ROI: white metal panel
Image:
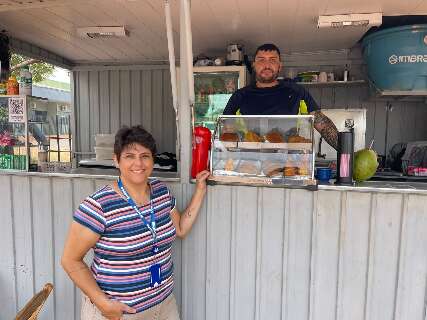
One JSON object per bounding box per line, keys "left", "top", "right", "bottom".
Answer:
{"left": 206, "top": 185, "right": 232, "bottom": 320}
{"left": 78, "top": 71, "right": 90, "bottom": 153}
{"left": 130, "top": 70, "right": 142, "bottom": 127}
{"left": 365, "top": 193, "right": 403, "bottom": 320}
{"left": 89, "top": 71, "right": 100, "bottom": 149}
{"left": 52, "top": 178, "right": 76, "bottom": 320}
{"left": 336, "top": 191, "right": 371, "bottom": 320}
{"left": 99, "top": 70, "right": 111, "bottom": 133}
{"left": 109, "top": 70, "right": 121, "bottom": 135}
{"left": 1, "top": 174, "right": 427, "bottom": 320}
{"left": 283, "top": 189, "right": 314, "bottom": 320}
{"left": 181, "top": 183, "right": 207, "bottom": 320}
{"left": 31, "top": 177, "right": 55, "bottom": 320}
{"left": 73, "top": 67, "right": 176, "bottom": 156}
{"left": 230, "top": 186, "right": 258, "bottom": 320}
{"left": 310, "top": 190, "right": 342, "bottom": 320}
{"left": 141, "top": 70, "right": 153, "bottom": 133}
{"left": 257, "top": 188, "right": 286, "bottom": 320}
{"left": 120, "top": 70, "right": 132, "bottom": 127}
{"left": 12, "top": 175, "right": 35, "bottom": 310}
{"left": 394, "top": 194, "right": 427, "bottom": 320}
{"left": 0, "top": 175, "right": 17, "bottom": 317}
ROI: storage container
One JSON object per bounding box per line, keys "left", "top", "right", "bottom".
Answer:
{"left": 362, "top": 24, "right": 427, "bottom": 91}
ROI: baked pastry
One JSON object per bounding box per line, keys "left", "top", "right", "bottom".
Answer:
{"left": 284, "top": 167, "right": 298, "bottom": 176}
{"left": 265, "top": 130, "right": 284, "bottom": 143}
{"left": 238, "top": 161, "right": 259, "bottom": 175}
{"left": 220, "top": 132, "right": 239, "bottom": 142}
{"left": 263, "top": 161, "right": 284, "bottom": 177}
{"left": 224, "top": 159, "right": 234, "bottom": 171}
{"left": 298, "top": 167, "right": 309, "bottom": 175}
{"left": 244, "top": 131, "right": 263, "bottom": 142}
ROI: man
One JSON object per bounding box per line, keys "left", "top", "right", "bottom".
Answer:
{"left": 223, "top": 43, "right": 338, "bottom": 150}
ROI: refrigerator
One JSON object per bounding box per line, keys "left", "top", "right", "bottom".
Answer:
{"left": 192, "top": 66, "right": 247, "bottom": 131}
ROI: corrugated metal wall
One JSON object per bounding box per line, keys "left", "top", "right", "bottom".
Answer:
{"left": 304, "top": 84, "right": 427, "bottom": 156}
{"left": 72, "top": 66, "right": 176, "bottom": 156}
{"left": 1, "top": 173, "right": 427, "bottom": 320}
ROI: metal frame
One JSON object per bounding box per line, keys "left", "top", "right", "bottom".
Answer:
{"left": 209, "top": 114, "right": 316, "bottom": 186}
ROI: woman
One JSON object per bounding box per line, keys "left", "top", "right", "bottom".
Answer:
{"left": 61, "top": 125, "right": 209, "bottom": 320}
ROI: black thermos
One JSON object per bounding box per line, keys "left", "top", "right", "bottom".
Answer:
{"left": 336, "top": 130, "right": 354, "bottom": 185}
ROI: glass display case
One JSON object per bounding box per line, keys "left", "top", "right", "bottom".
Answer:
{"left": 209, "top": 115, "right": 317, "bottom": 188}
{"left": 0, "top": 95, "right": 72, "bottom": 172}
{"left": 193, "top": 66, "right": 246, "bottom": 131}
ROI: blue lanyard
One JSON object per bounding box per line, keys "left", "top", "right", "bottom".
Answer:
{"left": 117, "top": 178, "right": 157, "bottom": 247}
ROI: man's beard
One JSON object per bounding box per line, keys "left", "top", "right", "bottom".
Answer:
{"left": 256, "top": 68, "right": 279, "bottom": 83}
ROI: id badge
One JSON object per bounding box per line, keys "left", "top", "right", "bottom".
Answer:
{"left": 150, "top": 264, "right": 162, "bottom": 288}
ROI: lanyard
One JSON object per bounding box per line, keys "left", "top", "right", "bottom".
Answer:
{"left": 117, "top": 178, "right": 157, "bottom": 248}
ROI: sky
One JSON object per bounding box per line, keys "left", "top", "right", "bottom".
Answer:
{"left": 49, "top": 67, "right": 70, "bottom": 83}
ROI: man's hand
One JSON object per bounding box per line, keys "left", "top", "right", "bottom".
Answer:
{"left": 311, "top": 111, "right": 338, "bottom": 151}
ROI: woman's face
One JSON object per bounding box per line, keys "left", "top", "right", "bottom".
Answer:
{"left": 114, "top": 143, "right": 154, "bottom": 185}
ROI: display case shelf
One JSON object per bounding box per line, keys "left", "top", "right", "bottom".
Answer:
{"left": 215, "top": 141, "right": 313, "bottom": 151}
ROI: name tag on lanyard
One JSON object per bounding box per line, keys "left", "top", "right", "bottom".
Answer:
{"left": 117, "top": 178, "right": 162, "bottom": 287}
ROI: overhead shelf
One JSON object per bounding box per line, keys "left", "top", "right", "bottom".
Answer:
{"left": 376, "top": 90, "right": 427, "bottom": 96}
{"left": 297, "top": 80, "right": 366, "bottom": 87}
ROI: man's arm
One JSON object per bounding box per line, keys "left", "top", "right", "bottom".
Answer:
{"left": 223, "top": 92, "right": 240, "bottom": 115}
{"left": 311, "top": 110, "right": 338, "bottom": 151}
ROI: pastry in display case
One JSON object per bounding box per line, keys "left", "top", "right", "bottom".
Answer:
{"left": 209, "top": 115, "right": 317, "bottom": 188}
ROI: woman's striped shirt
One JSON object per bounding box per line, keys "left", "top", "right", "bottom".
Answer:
{"left": 73, "top": 179, "right": 177, "bottom": 313}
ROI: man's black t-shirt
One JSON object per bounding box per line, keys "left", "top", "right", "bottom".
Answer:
{"left": 223, "top": 80, "right": 319, "bottom": 115}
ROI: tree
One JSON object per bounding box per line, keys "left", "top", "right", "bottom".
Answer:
{"left": 10, "top": 53, "right": 54, "bottom": 83}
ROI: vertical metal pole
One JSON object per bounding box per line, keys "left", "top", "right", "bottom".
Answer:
{"left": 56, "top": 114, "right": 60, "bottom": 162}
{"left": 179, "top": 0, "right": 193, "bottom": 182}
{"left": 384, "top": 101, "right": 392, "bottom": 159}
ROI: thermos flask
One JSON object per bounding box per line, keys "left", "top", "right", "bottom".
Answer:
{"left": 191, "top": 126, "right": 211, "bottom": 179}
{"left": 335, "top": 129, "right": 354, "bottom": 185}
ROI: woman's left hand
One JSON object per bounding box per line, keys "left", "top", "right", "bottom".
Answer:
{"left": 195, "top": 170, "right": 210, "bottom": 191}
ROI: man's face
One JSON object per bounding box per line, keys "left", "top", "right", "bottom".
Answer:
{"left": 253, "top": 50, "right": 282, "bottom": 84}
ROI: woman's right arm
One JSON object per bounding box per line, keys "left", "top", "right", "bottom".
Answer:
{"left": 61, "top": 221, "right": 136, "bottom": 319}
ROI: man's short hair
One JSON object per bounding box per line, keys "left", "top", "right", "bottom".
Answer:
{"left": 255, "top": 43, "right": 281, "bottom": 58}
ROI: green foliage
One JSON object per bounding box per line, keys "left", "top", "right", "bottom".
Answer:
{"left": 10, "top": 53, "right": 54, "bottom": 83}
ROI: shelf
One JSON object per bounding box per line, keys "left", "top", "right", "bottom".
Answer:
{"left": 377, "top": 90, "right": 427, "bottom": 97}
{"left": 215, "top": 140, "right": 313, "bottom": 151}
{"left": 297, "top": 80, "right": 366, "bottom": 87}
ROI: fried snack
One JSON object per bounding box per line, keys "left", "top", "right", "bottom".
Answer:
{"left": 244, "top": 131, "right": 263, "bottom": 142}
{"left": 238, "top": 161, "right": 259, "bottom": 175}
{"left": 265, "top": 130, "right": 284, "bottom": 143}
{"left": 298, "top": 167, "right": 309, "bottom": 175}
{"left": 263, "top": 161, "right": 284, "bottom": 177}
{"left": 224, "top": 159, "right": 235, "bottom": 171}
{"left": 287, "top": 135, "right": 311, "bottom": 143}
{"left": 284, "top": 167, "right": 298, "bottom": 176}
{"left": 220, "top": 132, "right": 239, "bottom": 142}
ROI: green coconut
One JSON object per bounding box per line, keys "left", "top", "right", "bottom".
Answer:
{"left": 353, "top": 148, "right": 378, "bottom": 182}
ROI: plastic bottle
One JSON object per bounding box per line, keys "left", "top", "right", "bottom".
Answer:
{"left": 343, "top": 65, "right": 349, "bottom": 82}
{"left": 7, "top": 75, "right": 19, "bottom": 95}
{"left": 19, "top": 65, "right": 32, "bottom": 96}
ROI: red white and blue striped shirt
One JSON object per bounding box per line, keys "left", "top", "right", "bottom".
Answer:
{"left": 73, "top": 179, "right": 177, "bottom": 313}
